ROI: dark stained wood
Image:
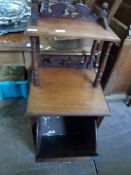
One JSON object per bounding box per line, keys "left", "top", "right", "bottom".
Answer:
{"left": 27, "top": 67, "right": 110, "bottom": 116}
{"left": 94, "top": 41, "right": 113, "bottom": 87}
{"left": 40, "top": 55, "right": 89, "bottom": 68}
{"left": 115, "top": 0, "right": 131, "bottom": 26}
{"left": 104, "top": 19, "right": 131, "bottom": 95}
{"left": 104, "top": 38, "right": 131, "bottom": 95}
{"left": 97, "top": 0, "right": 131, "bottom": 26}
{"left": 25, "top": 17, "right": 120, "bottom": 42}
{"left": 108, "top": 0, "right": 123, "bottom": 22}
{"left": 110, "top": 18, "right": 128, "bottom": 43}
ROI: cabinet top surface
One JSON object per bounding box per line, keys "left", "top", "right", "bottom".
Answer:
{"left": 25, "top": 17, "right": 120, "bottom": 42}
{"left": 27, "top": 67, "right": 110, "bottom": 117}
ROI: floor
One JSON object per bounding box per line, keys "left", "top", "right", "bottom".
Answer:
{"left": 0, "top": 99, "right": 131, "bottom": 175}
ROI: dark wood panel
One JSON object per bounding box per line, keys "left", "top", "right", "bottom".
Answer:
{"left": 115, "top": 0, "right": 131, "bottom": 26}
{"left": 97, "top": 0, "right": 131, "bottom": 26}
{"left": 108, "top": 0, "right": 123, "bottom": 22}
{"left": 104, "top": 38, "right": 131, "bottom": 95}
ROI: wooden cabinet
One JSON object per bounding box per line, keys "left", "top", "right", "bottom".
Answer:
{"left": 36, "top": 116, "right": 97, "bottom": 161}
{"left": 25, "top": 1, "right": 119, "bottom": 161}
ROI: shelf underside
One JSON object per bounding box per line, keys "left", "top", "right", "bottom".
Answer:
{"left": 27, "top": 67, "right": 110, "bottom": 116}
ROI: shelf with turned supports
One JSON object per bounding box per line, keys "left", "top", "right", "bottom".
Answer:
{"left": 25, "top": 16, "right": 119, "bottom": 86}
{"left": 25, "top": 0, "right": 120, "bottom": 161}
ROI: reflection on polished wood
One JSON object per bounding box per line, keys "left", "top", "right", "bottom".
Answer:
{"left": 0, "top": 32, "right": 29, "bottom": 51}
{"left": 25, "top": 17, "right": 120, "bottom": 42}
{"left": 27, "top": 67, "right": 110, "bottom": 116}
{"left": 0, "top": 32, "right": 92, "bottom": 54}
{"left": 0, "top": 32, "right": 27, "bottom": 43}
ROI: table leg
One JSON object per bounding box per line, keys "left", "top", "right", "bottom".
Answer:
{"left": 87, "top": 40, "right": 98, "bottom": 69}
{"left": 94, "top": 41, "right": 113, "bottom": 87}
{"left": 30, "top": 36, "right": 40, "bottom": 86}
{"left": 95, "top": 41, "right": 104, "bottom": 69}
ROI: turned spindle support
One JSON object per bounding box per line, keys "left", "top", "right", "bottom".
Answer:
{"left": 127, "top": 99, "right": 131, "bottom": 107}
{"left": 87, "top": 40, "right": 98, "bottom": 69}
{"left": 94, "top": 41, "right": 113, "bottom": 87}
{"left": 31, "top": 0, "right": 39, "bottom": 26}
{"left": 30, "top": 36, "right": 40, "bottom": 86}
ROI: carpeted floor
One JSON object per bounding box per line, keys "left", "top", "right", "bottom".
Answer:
{"left": 0, "top": 99, "right": 131, "bottom": 175}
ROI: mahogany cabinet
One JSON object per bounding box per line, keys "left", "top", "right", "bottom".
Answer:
{"left": 25, "top": 1, "right": 119, "bottom": 161}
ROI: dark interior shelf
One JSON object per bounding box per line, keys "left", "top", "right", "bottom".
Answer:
{"left": 35, "top": 116, "right": 97, "bottom": 161}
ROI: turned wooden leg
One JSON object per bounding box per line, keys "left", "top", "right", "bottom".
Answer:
{"left": 94, "top": 41, "right": 113, "bottom": 87}
{"left": 95, "top": 41, "right": 104, "bottom": 69}
{"left": 30, "top": 36, "right": 40, "bottom": 86}
{"left": 31, "top": 1, "right": 39, "bottom": 26}
{"left": 87, "top": 40, "right": 98, "bottom": 69}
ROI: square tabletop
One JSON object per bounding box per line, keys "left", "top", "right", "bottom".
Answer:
{"left": 27, "top": 67, "right": 110, "bottom": 117}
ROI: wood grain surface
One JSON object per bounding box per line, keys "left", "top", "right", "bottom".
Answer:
{"left": 25, "top": 17, "right": 120, "bottom": 42}
{"left": 27, "top": 67, "right": 110, "bottom": 116}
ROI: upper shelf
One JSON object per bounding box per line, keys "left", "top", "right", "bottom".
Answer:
{"left": 25, "top": 16, "right": 120, "bottom": 42}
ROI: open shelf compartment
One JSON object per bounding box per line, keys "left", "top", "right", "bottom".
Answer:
{"left": 35, "top": 116, "right": 97, "bottom": 161}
